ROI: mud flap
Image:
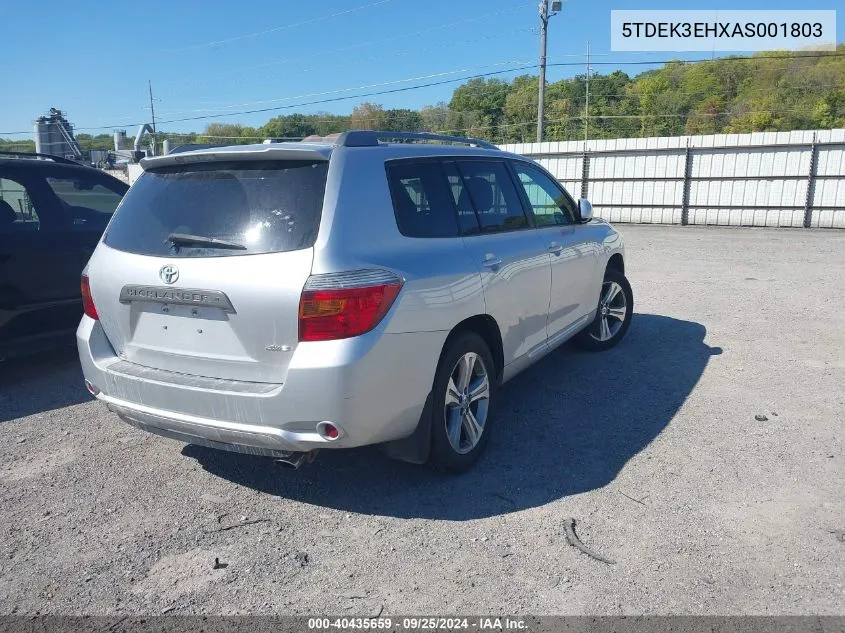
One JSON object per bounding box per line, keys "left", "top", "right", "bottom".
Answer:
{"left": 378, "top": 391, "right": 433, "bottom": 465}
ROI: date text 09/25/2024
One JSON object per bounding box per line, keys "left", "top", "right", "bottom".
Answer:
{"left": 307, "top": 617, "right": 529, "bottom": 630}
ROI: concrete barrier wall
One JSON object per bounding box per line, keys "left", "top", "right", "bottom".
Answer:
{"left": 501, "top": 129, "right": 845, "bottom": 228}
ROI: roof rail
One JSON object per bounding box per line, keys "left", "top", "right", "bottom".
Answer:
{"left": 0, "top": 151, "right": 80, "bottom": 165}
{"left": 336, "top": 130, "right": 499, "bottom": 150}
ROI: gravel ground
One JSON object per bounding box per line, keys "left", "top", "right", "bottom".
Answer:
{"left": 0, "top": 225, "right": 843, "bottom": 616}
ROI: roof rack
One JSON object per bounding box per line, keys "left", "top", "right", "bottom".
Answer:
{"left": 336, "top": 130, "right": 499, "bottom": 150}
{"left": 0, "top": 151, "right": 80, "bottom": 165}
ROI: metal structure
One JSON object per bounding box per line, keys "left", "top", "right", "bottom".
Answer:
{"left": 146, "top": 80, "right": 158, "bottom": 156}
{"left": 131, "top": 123, "right": 155, "bottom": 161}
{"left": 501, "top": 129, "right": 845, "bottom": 228}
{"left": 113, "top": 130, "right": 127, "bottom": 151}
{"left": 33, "top": 108, "right": 83, "bottom": 161}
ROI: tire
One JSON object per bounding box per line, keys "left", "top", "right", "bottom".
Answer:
{"left": 574, "top": 267, "right": 633, "bottom": 352}
{"left": 429, "top": 332, "right": 497, "bottom": 473}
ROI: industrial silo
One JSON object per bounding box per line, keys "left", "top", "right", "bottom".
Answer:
{"left": 33, "top": 109, "right": 83, "bottom": 159}
{"left": 113, "top": 130, "right": 127, "bottom": 151}
{"left": 34, "top": 117, "right": 54, "bottom": 155}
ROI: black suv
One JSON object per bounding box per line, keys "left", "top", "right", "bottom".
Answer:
{"left": 0, "top": 153, "right": 129, "bottom": 359}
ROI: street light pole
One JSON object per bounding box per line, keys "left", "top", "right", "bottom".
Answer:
{"left": 536, "top": 0, "right": 549, "bottom": 143}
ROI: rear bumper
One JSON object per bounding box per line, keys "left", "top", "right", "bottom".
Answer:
{"left": 77, "top": 316, "right": 446, "bottom": 455}
{"left": 106, "top": 400, "right": 316, "bottom": 458}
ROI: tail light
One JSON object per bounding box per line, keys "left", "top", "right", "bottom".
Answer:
{"left": 81, "top": 274, "right": 99, "bottom": 320}
{"left": 299, "top": 270, "right": 403, "bottom": 342}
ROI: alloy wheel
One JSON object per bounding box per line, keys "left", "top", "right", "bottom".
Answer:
{"left": 444, "top": 352, "right": 490, "bottom": 454}
{"left": 589, "top": 280, "right": 627, "bottom": 342}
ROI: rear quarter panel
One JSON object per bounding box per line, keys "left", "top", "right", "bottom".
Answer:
{"left": 312, "top": 147, "right": 486, "bottom": 335}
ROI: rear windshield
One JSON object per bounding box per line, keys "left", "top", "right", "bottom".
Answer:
{"left": 104, "top": 160, "right": 328, "bottom": 257}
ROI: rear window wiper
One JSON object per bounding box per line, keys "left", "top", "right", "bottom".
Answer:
{"left": 167, "top": 233, "right": 247, "bottom": 250}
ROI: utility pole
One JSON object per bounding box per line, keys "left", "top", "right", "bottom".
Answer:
{"left": 536, "top": 1, "right": 561, "bottom": 143}
{"left": 148, "top": 79, "right": 158, "bottom": 155}
{"left": 584, "top": 41, "right": 590, "bottom": 145}
{"left": 536, "top": 0, "right": 549, "bottom": 143}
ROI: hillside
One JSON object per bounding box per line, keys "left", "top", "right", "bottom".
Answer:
{"left": 3, "top": 47, "right": 843, "bottom": 153}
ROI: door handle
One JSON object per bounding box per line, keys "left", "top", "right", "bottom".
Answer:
{"left": 481, "top": 256, "right": 503, "bottom": 268}
{"left": 548, "top": 242, "right": 563, "bottom": 254}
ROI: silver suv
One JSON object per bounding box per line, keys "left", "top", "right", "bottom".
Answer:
{"left": 77, "top": 131, "right": 632, "bottom": 472}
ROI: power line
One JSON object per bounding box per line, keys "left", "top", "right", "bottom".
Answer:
{"left": 158, "top": 104, "right": 844, "bottom": 139}
{"left": 0, "top": 103, "right": 832, "bottom": 145}
{"left": 159, "top": 0, "right": 398, "bottom": 53}
{"left": 156, "top": 27, "right": 537, "bottom": 103}
{"left": 158, "top": 3, "right": 536, "bottom": 89}
{"left": 1, "top": 52, "right": 843, "bottom": 135}
{"left": 151, "top": 60, "right": 532, "bottom": 118}
{"left": 126, "top": 56, "right": 845, "bottom": 123}
{"left": 150, "top": 51, "right": 845, "bottom": 125}
{"left": 429, "top": 106, "right": 836, "bottom": 140}
{"left": 0, "top": 63, "right": 538, "bottom": 134}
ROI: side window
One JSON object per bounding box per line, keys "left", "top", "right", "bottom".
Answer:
{"left": 511, "top": 162, "right": 577, "bottom": 226}
{"left": 442, "top": 162, "right": 482, "bottom": 235}
{"left": 46, "top": 175, "right": 124, "bottom": 218}
{"left": 386, "top": 161, "right": 459, "bottom": 238}
{"left": 455, "top": 160, "right": 529, "bottom": 233}
{"left": 0, "top": 177, "right": 41, "bottom": 233}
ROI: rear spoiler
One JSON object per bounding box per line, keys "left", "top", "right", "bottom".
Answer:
{"left": 140, "top": 144, "right": 332, "bottom": 170}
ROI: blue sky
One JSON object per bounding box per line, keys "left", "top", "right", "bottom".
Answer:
{"left": 0, "top": 0, "right": 841, "bottom": 136}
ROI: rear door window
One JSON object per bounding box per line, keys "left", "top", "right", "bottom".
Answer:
{"left": 0, "top": 176, "right": 40, "bottom": 233}
{"left": 46, "top": 176, "right": 124, "bottom": 216}
{"left": 442, "top": 162, "right": 482, "bottom": 235}
{"left": 386, "top": 161, "right": 459, "bottom": 238}
{"left": 104, "top": 160, "right": 328, "bottom": 257}
{"left": 453, "top": 160, "right": 529, "bottom": 233}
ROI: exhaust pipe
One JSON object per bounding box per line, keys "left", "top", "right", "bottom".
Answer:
{"left": 274, "top": 450, "right": 319, "bottom": 469}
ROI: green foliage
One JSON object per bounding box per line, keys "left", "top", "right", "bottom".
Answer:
{"left": 439, "top": 46, "right": 845, "bottom": 141}
{"left": 5, "top": 48, "right": 843, "bottom": 156}
{"left": 0, "top": 138, "right": 36, "bottom": 153}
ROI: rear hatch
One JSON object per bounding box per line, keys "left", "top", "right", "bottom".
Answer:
{"left": 89, "top": 154, "right": 329, "bottom": 384}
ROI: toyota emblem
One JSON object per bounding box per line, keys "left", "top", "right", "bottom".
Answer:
{"left": 159, "top": 264, "right": 179, "bottom": 285}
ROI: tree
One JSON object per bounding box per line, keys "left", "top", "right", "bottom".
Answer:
{"left": 449, "top": 78, "right": 511, "bottom": 140}
{"left": 502, "top": 75, "right": 537, "bottom": 142}
{"left": 260, "top": 114, "right": 317, "bottom": 139}
{"left": 450, "top": 78, "right": 510, "bottom": 119}
{"left": 380, "top": 108, "right": 423, "bottom": 131}
{"left": 351, "top": 102, "right": 384, "bottom": 130}
{"left": 420, "top": 102, "right": 450, "bottom": 132}
{"left": 13, "top": 46, "right": 845, "bottom": 154}
{"left": 311, "top": 112, "right": 351, "bottom": 136}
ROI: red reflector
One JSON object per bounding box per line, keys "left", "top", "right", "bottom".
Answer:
{"left": 299, "top": 282, "right": 402, "bottom": 342}
{"left": 323, "top": 424, "right": 339, "bottom": 439}
{"left": 81, "top": 274, "right": 99, "bottom": 320}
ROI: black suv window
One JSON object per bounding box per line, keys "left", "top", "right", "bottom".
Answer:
{"left": 104, "top": 160, "right": 328, "bottom": 258}
{"left": 386, "top": 161, "right": 459, "bottom": 238}
{"left": 511, "top": 161, "right": 576, "bottom": 226}
{"left": 0, "top": 176, "right": 40, "bottom": 233}
{"left": 454, "top": 160, "right": 529, "bottom": 233}
{"left": 46, "top": 175, "right": 124, "bottom": 216}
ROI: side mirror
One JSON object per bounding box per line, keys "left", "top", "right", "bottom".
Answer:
{"left": 577, "top": 198, "right": 593, "bottom": 223}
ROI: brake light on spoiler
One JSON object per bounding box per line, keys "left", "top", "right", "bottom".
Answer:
{"left": 298, "top": 270, "right": 403, "bottom": 342}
